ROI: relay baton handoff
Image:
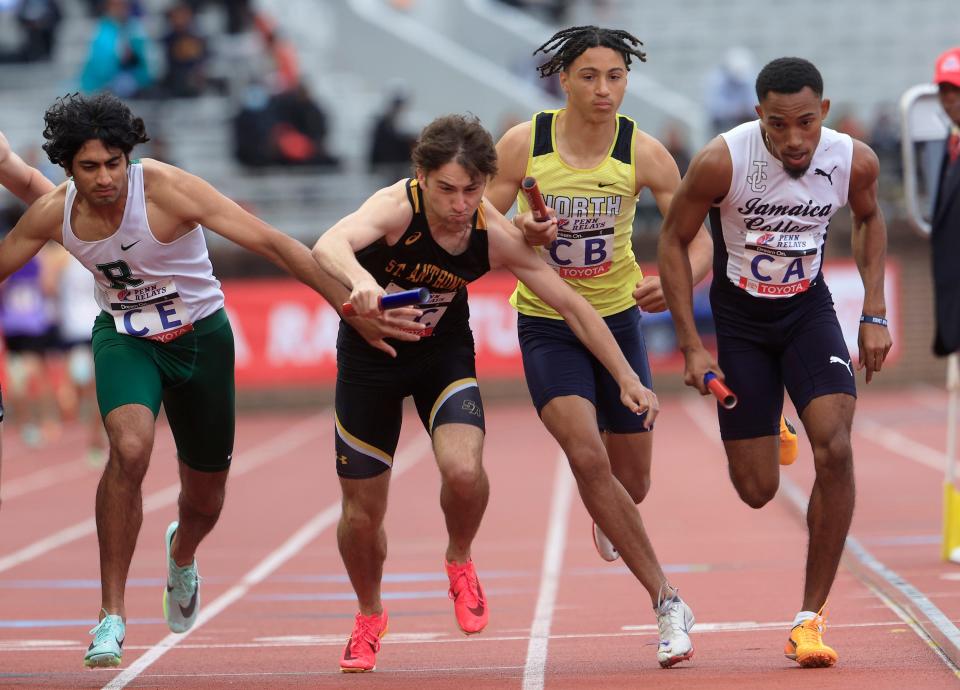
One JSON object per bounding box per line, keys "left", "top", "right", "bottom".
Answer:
{"left": 341, "top": 287, "right": 431, "bottom": 317}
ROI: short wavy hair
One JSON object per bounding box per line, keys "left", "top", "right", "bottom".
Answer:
{"left": 42, "top": 92, "right": 149, "bottom": 170}
{"left": 411, "top": 114, "right": 498, "bottom": 180}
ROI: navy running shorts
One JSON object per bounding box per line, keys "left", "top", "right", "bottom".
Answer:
{"left": 710, "top": 279, "right": 857, "bottom": 441}
{"left": 334, "top": 325, "right": 485, "bottom": 479}
{"left": 517, "top": 306, "right": 653, "bottom": 433}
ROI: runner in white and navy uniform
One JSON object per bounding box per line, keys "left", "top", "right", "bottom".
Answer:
{"left": 709, "top": 119, "right": 856, "bottom": 439}
{"left": 657, "top": 58, "right": 892, "bottom": 668}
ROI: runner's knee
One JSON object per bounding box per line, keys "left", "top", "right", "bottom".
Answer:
{"left": 108, "top": 432, "right": 151, "bottom": 480}
{"left": 729, "top": 468, "right": 779, "bottom": 509}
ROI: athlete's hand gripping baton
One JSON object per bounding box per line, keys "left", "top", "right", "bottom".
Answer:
{"left": 341, "top": 287, "right": 431, "bottom": 317}
{"left": 521, "top": 176, "right": 550, "bottom": 222}
{"left": 704, "top": 372, "right": 738, "bottom": 410}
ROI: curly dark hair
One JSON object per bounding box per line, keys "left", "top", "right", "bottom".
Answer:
{"left": 755, "top": 57, "right": 823, "bottom": 101}
{"left": 533, "top": 26, "right": 646, "bottom": 78}
{"left": 42, "top": 92, "right": 149, "bottom": 170}
{"left": 411, "top": 114, "right": 498, "bottom": 180}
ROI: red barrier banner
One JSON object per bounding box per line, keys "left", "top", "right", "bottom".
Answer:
{"left": 223, "top": 260, "right": 899, "bottom": 389}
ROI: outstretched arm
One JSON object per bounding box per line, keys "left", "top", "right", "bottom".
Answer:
{"left": 310, "top": 180, "right": 426, "bottom": 356}
{"left": 0, "top": 189, "right": 63, "bottom": 284}
{"left": 657, "top": 136, "right": 731, "bottom": 394}
{"left": 0, "top": 131, "right": 55, "bottom": 204}
{"left": 148, "top": 161, "right": 423, "bottom": 356}
{"left": 848, "top": 140, "right": 892, "bottom": 383}
{"left": 486, "top": 201, "right": 658, "bottom": 424}
{"left": 149, "top": 161, "right": 337, "bottom": 296}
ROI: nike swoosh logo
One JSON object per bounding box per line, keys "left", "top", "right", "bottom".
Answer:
{"left": 343, "top": 638, "right": 355, "bottom": 660}
{"left": 120, "top": 240, "right": 141, "bottom": 251}
{"left": 179, "top": 588, "right": 198, "bottom": 618}
{"left": 468, "top": 602, "right": 485, "bottom": 616}
{"left": 597, "top": 182, "right": 615, "bottom": 188}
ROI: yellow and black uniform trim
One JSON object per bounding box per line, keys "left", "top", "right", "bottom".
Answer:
{"left": 511, "top": 109, "right": 642, "bottom": 318}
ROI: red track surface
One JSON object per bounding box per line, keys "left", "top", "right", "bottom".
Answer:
{"left": 1, "top": 387, "right": 958, "bottom": 688}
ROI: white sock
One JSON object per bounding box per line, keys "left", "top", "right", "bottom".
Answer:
{"left": 792, "top": 610, "right": 817, "bottom": 627}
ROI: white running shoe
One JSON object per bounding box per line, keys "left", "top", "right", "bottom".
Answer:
{"left": 162, "top": 521, "right": 201, "bottom": 633}
{"left": 655, "top": 592, "right": 695, "bottom": 668}
{"left": 84, "top": 612, "right": 124, "bottom": 668}
{"left": 592, "top": 522, "right": 619, "bottom": 562}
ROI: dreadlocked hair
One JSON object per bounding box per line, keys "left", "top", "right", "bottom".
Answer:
{"left": 533, "top": 26, "right": 646, "bottom": 78}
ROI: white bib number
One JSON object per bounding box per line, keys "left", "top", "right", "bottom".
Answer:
{"left": 543, "top": 214, "right": 616, "bottom": 279}
{"left": 736, "top": 229, "right": 819, "bottom": 297}
{"left": 108, "top": 278, "right": 194, "bottom": 342}
{"left": 387, "top": 282, "right": 454, "bottom": 337}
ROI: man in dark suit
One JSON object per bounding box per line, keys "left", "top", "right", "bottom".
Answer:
{"left": 933, "top": 47, "right": 960, "bottom": 356}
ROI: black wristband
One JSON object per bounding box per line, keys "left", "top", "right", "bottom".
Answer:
{"left": 860, "top": 314, "right": 888, "bottom": 327}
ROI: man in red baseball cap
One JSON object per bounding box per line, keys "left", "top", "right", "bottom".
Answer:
{"left": 931, "top": 47, "right": 960, "bottom": 356}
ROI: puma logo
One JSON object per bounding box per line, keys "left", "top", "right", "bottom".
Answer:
{"left": 829, "top": 355, "right": 853, "bottom": 376}
{"left": 814, "top": 166, "right": 837, "bottom": 185}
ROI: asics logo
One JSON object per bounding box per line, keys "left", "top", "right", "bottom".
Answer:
{"left": 829, "top": 355, "right": 853, "bottom": 376}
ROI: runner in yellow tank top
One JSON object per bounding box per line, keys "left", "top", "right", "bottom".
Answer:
{"left": 486, "top": 26, "right": 714, "bottom": 669}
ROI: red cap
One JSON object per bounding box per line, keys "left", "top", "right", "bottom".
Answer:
{"left": 935, "top": 47, "right": 960, "bottom": 87}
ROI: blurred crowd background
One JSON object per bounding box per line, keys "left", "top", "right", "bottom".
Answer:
{"left": 0, "top": 0, "right": 955, "bottom": 446}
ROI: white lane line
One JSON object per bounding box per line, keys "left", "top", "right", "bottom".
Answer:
{"left": 858, "top": 579, "right": 960, "bottom": 676}
{"left": 522, "top": 450, "right": 574, "bottom": 690}
{"left": 2, "top": 460, "right": 96, "bottom": 501}
{"left": 0, "top": 414, "right": 327, "bottom": 575}
{"left": 1, "top": 618, "right": 924, "bottom": 654}
{"left": 103, "top": 433, "right": 434, "bottom": 690}
{"left": 855, "top": 417, "right": 946, "bottom": 473}
{"left": 681, "top": 395, "right": 960, "bottom": 671}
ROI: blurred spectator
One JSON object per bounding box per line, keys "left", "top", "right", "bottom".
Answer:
{"left": 78, "top": 0, "right": 152, "bottom": 98}
{"left": 47, "top": 246, "right": 106, "bottom": 463}
{"left": 494, "top": 0, "right": 571, "bottom": 23}
{"left": 81, "top": 0, "right": 143, "bottom": 18}
{"left": 368, "top": 90, "right": 416, "bottom": 182}
{"left": 232, "top": 82, "right": 273, "bottom": 167}
{"left": 232, "top": 80, "right": 340, "bottom": 169}
{"left": 252, "top": 12, "right": 299, "bottom": 94}
{"left": 660, "top": 119, "right": 692, "bottom": 176}
{"left": 158, "top": 1, "right": 209, "bottom": 98}
{"left": 182, "top": 0, "right": 252, "bottom": 34}
{"left": 832, "top": 110, "right": 868, "bottom": 142}
{"left": 0, "top": 249, "right": 61, "bottom": 446}
{"left": 0, "top": 0, "right": 62, "bottom": 63}
{"left": 869, "top": 102, "right": 902, "bottom": 180}
{"left": 704, "top": 46, "right": 757, "bottom": 135}
{"left": 268, "top": 81, "right": 340, "bottom": 168}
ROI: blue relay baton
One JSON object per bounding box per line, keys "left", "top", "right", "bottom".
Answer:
{"left": 341, "top": 287, "right": 430, "bottom": 316}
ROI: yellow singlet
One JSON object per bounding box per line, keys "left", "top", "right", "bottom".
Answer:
{"left": 510, "top": 109, "right": 642, "bottom": 318}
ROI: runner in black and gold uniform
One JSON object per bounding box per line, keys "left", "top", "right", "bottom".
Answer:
{"left": 313, "top": 113, "right": 656, "bottom": 673}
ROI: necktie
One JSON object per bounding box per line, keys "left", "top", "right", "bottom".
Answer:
{"left": 949, "top": 129, "right": 960, "bottom": 165}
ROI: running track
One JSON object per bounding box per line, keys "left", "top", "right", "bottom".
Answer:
{"left": 1, "top": 386, "right": 958, "bottom": 688}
